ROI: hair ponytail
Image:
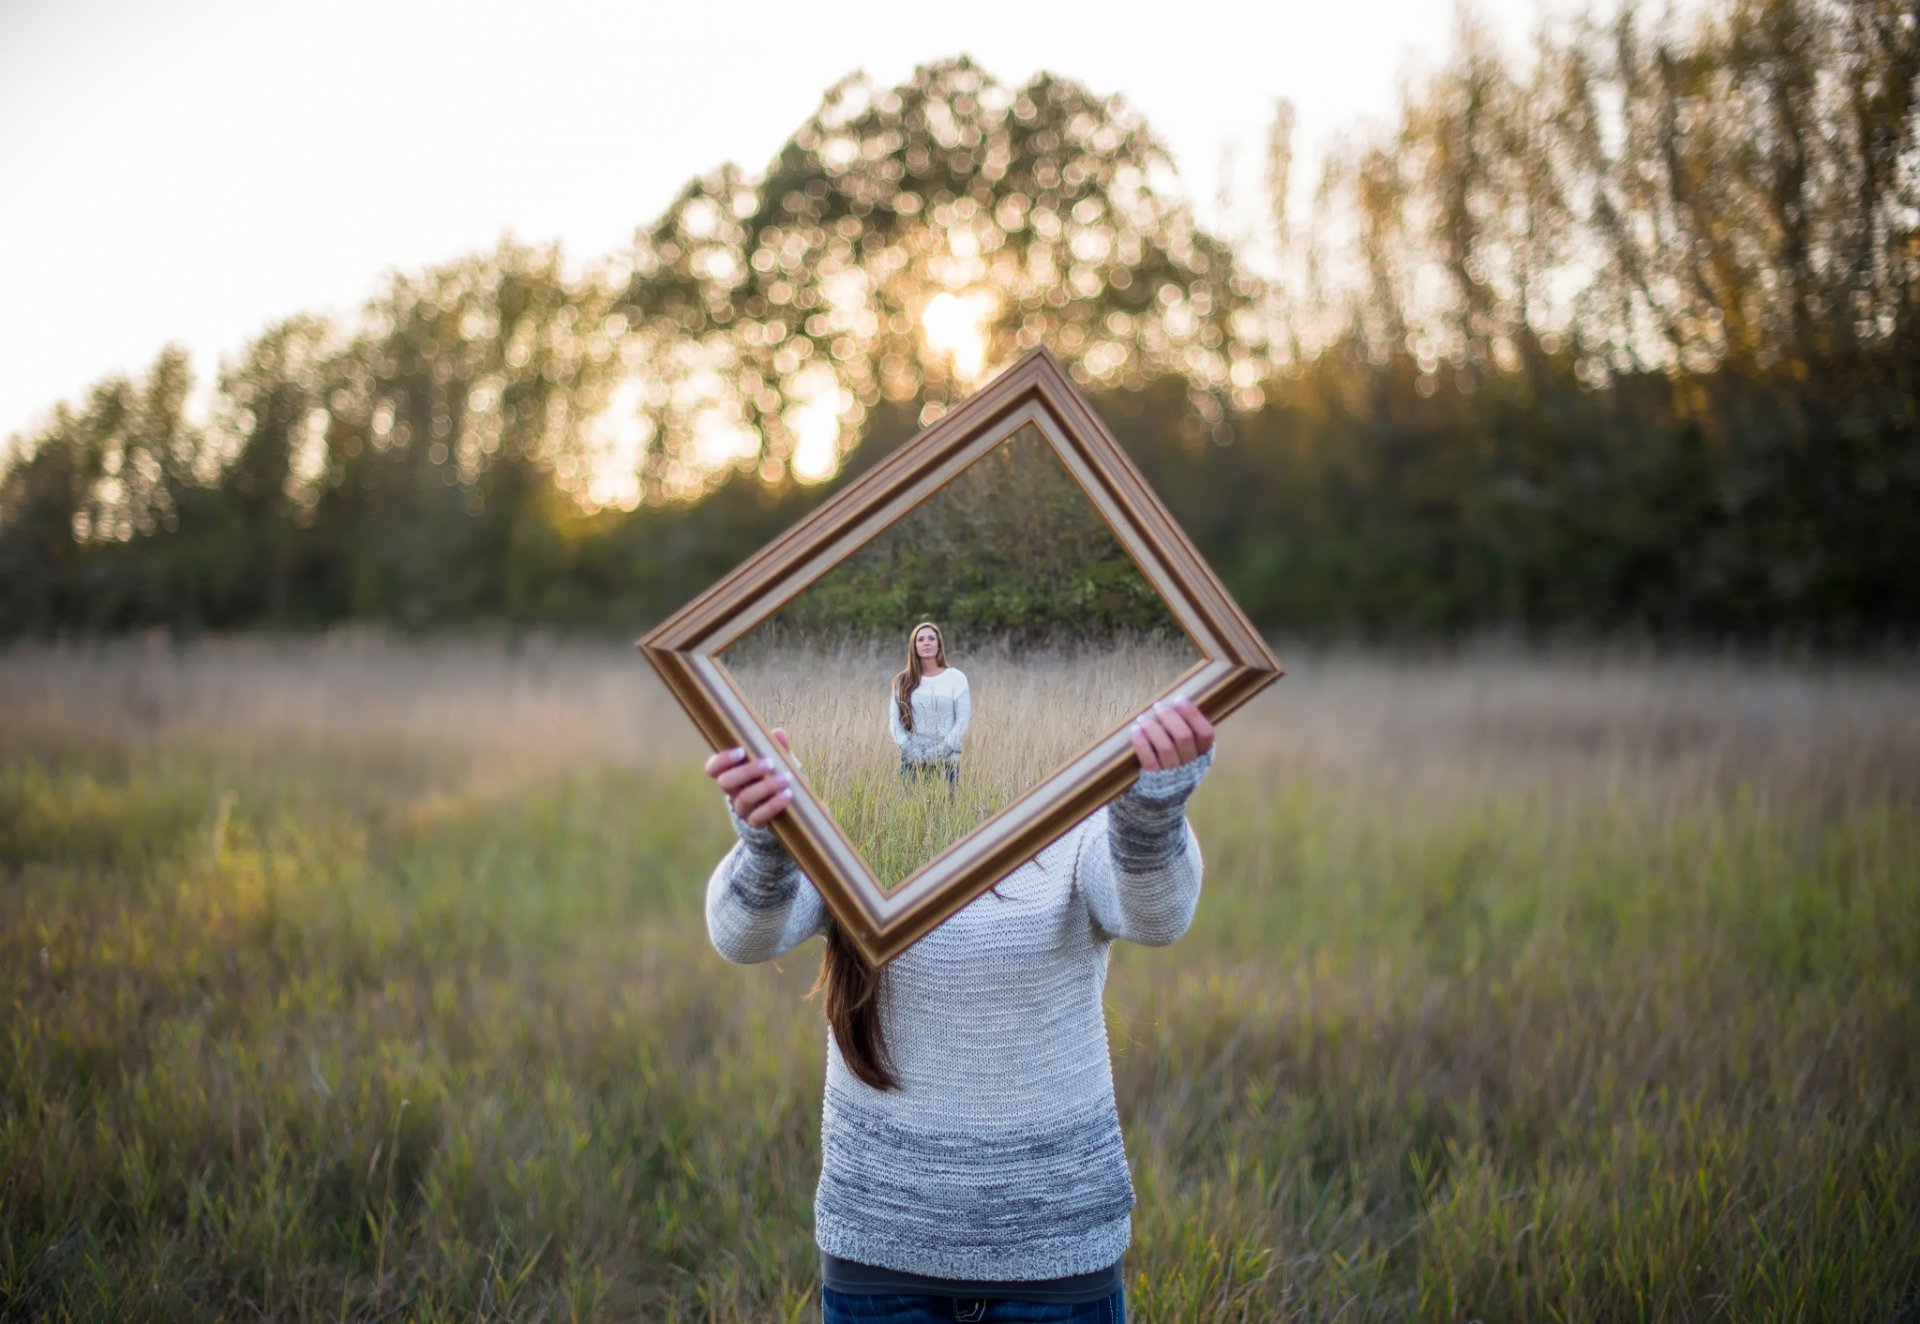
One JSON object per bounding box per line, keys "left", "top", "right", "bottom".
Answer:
{"left": 814, "top": 923, "right": 900, "bottom": 1091}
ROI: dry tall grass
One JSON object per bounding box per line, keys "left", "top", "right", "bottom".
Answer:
{"left": 1, "top": 632, "right": 1915, "bottom": 1320}
{"left": 9, "top": 630, "right": 1907, "bottom": 810}
{"left": 724, "top": 632, "right": 1198, "bottom": 887}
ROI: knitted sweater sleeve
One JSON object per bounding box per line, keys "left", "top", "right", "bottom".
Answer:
{"left": 1077, "top": 747, "right": 1212, "bottom": 946}
{"left": 887, "top": 685, "right": 909, "bottom": 751}
{"left": 944, "top": 673, "right": 972, "bottom": 756}
{"left": 705, "top": 805, "right": 830, "bottom": 963}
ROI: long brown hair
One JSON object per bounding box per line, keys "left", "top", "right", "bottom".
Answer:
{"left": 814, "top": 923, "right": 899, "bottom": 1089}
{"left": 892, "top": 620, "right": 947, "bottom": 733}
{"left": 816, "top": 833, "right": 1047, "bottom": 1091}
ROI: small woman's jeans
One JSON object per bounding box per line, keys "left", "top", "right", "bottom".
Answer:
{"left": 899, "top": 758, "right": 958, "bottom": 791}
{"left": 821, "top": 1288, "right": 1124, "bottom": 1323}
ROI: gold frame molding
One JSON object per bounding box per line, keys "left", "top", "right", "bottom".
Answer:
{"left": 639, "top": 348, "right": 1282, "bottom": 966}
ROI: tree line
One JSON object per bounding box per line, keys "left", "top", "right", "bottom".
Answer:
{"left": 767, "top": 425, "right": 1182, "bottom": 643}
{"left": 3, "top": 0, "right": 1914, "bottom": 643}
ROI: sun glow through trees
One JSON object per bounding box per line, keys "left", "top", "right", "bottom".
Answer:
{"left": 920, "top": 290, "right": 997, "bottom": 382}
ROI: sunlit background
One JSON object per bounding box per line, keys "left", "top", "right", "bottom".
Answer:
{"left": 1, "top": 0, "right": 1913, "bottom": 636}
{"left": 1, "top": 0, "right": 1563, "bottom": 499}
{"left": 0, "top": 0, "right": 1551, "bottom": 454}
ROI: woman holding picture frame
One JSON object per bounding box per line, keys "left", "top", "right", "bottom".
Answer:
{"left": 701, "top": 693, "right": 1216, "bottom": 1323}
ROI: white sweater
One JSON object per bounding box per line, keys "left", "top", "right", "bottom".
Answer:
{"left": 705, "top": 749, "right": 1212, "bottom": 1281}
{"left": 887, "top": 667, "right": 972, "bottom": 765}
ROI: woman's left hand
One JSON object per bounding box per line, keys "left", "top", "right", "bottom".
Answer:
{"left": 1130, "top": 695, "right": 1215, "bottom": 771}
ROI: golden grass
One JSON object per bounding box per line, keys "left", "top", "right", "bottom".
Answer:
{"left": 724, "top": 631, "right": 1198, "bottom": 888}
{"left": 0, "top": 632, "right": 1915, "bottom": 1320}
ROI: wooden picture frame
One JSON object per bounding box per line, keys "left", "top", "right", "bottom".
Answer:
{"left": 638, "top": 348, "right": 1282, "bottom": 966}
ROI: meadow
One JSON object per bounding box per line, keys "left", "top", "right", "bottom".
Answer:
{"left": 1, "top": 634, "right": 1915, "bottom": 1321}
{"left": 723, "top": 631, "right": 1198, "bottom": 889}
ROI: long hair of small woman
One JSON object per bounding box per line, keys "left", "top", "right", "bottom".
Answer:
{"left": 892, "top": 620, "right": 947, "bottom": 733}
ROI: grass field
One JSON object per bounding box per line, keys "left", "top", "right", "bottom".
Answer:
{"left": 724, "top": 631, "right": 1198, "bottom": 889}
{"left": 1, "top": 634, "right": 1916, "bottom": 1321}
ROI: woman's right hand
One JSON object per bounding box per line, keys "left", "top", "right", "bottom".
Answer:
{"left": 704, "top": 728, "right": 795, "bottom": 828}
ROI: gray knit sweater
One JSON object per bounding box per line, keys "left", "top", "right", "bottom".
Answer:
{"left": 705, "top": 748, "right": 1212, "bottom": 1281}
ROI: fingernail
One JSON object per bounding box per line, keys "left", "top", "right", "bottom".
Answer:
{"left": 760, "top": 758, "right": 776, "bottom": 772}
{"left": 727, "top": 747, "right": 745, "bottom": 760}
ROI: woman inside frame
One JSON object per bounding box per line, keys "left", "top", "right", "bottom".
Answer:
{"left": 701, "top": 693, "right": 1217, "bottom": 1322}
{"left": 888, "top": 621, "right": 971, "bottom": 791}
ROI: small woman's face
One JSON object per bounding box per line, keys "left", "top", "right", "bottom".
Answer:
{"left": 914, "top": 627, "right": 941, "bottom": 659}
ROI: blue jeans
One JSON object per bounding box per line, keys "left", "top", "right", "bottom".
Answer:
{"left": 821, "top": 1288, "right": 1124, "bottom": 1323}
{"left": 899, "top": 758, "right": 958, "bottom": 793}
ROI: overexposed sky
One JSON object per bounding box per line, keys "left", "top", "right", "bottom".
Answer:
{"left": 0, "top": 0, "right": 1549, "bottom": 447}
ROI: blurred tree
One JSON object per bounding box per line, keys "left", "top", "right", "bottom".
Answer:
{"left": 0, "top": 399, "right": 107, "bottom": 631}
{"left": 301, "top": 241, "right": 609, "bottom": 625}
{"left": 198, "top": 317, "right": 332, "bottom": 626}
{"left": 0, "top": 348, "right": 209, "bottom": 630}
{"left": 613, "top": 57, "right": 1261, "bottom": 499}
{"left": 1280, "top": 0, "right": 1919, "bottom": 638}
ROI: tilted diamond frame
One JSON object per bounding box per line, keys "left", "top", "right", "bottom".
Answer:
{"left": 639, "top": 348, "right": 1282, "bottom": 966}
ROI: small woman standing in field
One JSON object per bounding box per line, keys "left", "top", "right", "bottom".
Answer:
{"left": 888, "top": 621, "right": 971, "bottom": 790}
{"left": 703, "top": 695, "right": 1215, "bottom": 1322}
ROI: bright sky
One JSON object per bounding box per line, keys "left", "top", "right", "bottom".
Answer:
{"left": 0, "top": 0, "right": 1551, "bottom": 449}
